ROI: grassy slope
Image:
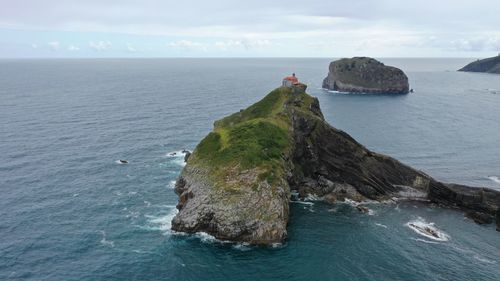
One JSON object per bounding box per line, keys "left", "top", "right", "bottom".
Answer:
{"left": 188, "top": 86, "right": 315, "bottom": 190}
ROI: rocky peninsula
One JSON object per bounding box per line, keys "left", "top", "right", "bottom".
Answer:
{"left": 459, "top": 55, "right": 500, "bottom": 74}
{"left": 171, "top": 85, "right": 499, "bottom": 245}
{"left": 322, "top": 57, "right": 410, "bottom": 94}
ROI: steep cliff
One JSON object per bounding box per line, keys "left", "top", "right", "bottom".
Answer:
{"left": 322, "top": 57, "right": 409, "bottom": 94}
{"left": 171, "top": 85, "right": 499, "bottom": 244}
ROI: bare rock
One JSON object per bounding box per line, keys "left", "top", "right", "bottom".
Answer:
{"left": 322, "top": 57, "right": 409, "bottom": 94}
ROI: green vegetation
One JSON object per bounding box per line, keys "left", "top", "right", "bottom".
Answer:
{"left": 196, "top": 120, "right": 288, "bottom": 169}
{"left": 188, "top": 86, "right": 314, "bottom": 189}
{"left": 214, "top": 87, "right": 288, "bottom": 128}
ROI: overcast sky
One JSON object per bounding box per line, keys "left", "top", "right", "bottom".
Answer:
{"left": 1, "top": 0, "right": 499, "bottom": 58}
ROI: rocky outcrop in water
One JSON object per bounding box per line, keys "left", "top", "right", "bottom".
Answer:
{"left": 497, "top": 209, "right": 500, "bottom": 231}
{"left": 459, "top": 55, "right": 500, "bottom": 74}
{"left": 322, "top": 57, "right": 409, "bottom": 94}
{"left": 171, "top": 85, "right": 499, "bottom": 244}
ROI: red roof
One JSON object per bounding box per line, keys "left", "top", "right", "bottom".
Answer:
{"left": 283, "top": 76, "right": 298, "bottom": 83}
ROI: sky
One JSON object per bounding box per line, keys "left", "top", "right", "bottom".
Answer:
{"left": 1, "top": 0, "right": 500, "bottom": 58}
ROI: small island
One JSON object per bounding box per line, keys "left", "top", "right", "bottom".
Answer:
{"left": 171, "top": 82, "right": 499, "bottom": 245}
{"left": 322, "top": 57, "right": 410, "bottom": 94}
{"left": 459, "top": 54, "right": 500, "bottom": 74}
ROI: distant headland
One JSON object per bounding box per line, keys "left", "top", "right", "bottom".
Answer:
{"left": 459, "top": 54, "right": 500, "bottom": 74}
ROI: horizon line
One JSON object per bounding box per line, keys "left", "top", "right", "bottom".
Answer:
{"left": 0, "top": 56, "right": 479, "bottom": 60}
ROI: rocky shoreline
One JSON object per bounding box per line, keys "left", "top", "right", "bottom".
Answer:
{"left": 171, "top": 85, "right": 499, "bottom": 245}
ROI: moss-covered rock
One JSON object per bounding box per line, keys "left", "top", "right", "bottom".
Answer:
{"left": 322, "top": 57, "right": 409, "bottom": 94}
{"left": 171, "top": 85, "right": 500, "bottom": 244}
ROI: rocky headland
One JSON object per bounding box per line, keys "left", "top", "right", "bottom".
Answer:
{"left": 459, "top": 55, "right": 500, "bottom": 74}
{"left": 171, "top": 85, "right": 500, "bottom": 245}
{"left": 322, "top": 57, "right": 410, "bottom": 94}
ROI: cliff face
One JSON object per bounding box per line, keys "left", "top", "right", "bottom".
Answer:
{"left": 172, "top": 86, "right": 499, "bottom": 244}
{"left": 459, "top": 56, "right": 500, "bottom": 74}
{"left": 322, "top": 57, "right": 409, "bottom": 94}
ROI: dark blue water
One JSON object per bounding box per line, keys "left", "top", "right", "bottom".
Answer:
{"left": 1, "top": 58, "right": 499, "bottom": 280}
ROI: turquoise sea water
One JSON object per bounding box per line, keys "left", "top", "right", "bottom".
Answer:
{"left": 1, "top": 58, "right": 499, "bottom": 280}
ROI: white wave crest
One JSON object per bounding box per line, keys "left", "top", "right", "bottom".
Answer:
{"left": 271, "top": 242, "right": 285, "bottom": 249}
{"left": 342, "top": 199, "right": 375, "bottom": 215}
{"left": 375, "top": 223, "right": 388, "bottom": 228}
{"left": 168, "top": 180, "right": 176, "bottom": 189}
{"left": 166, "top": 150, "right": 190, "bottom": 167}
{"left": 194, "top": 232, "right": 220, "bottom": 243}
{"left": 291, "top": 200, "right": 314, "bottom": 206}
{"left": 100, "top": 231, "right": 115, "bottom": 247}
{"left": 406, "top": 217, "right": 450, "bottom": 242}
{"left": 144, "top": 206, "right": 178, "bottom": 234}
{"left": 232, "top": 243, "right": 252, "bottom": 251}
{"left": 410, "top": 237, "right": 440, "bottom": 244}
{"left": 473, "top": 255, "right": 497, "bottom": 264}
{"left": 487, "top": 176, "right": 500, "bottom": 184}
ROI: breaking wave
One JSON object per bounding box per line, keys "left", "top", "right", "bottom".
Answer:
{"left": 168, "top": 180, "right": 176, "bottom": 189}
{"left": 144, "top": 206, "right": 178, "bottom": 235}
{"left": 487, "top": 176, "right": 500, "bottom": 184}
{"left": 406, "top": 217, "right": 449, "bottom": 242}
{"left": 166, "top": 150, "right": 190, "bottom": 167}
{"left": 100, "top": 231, "right": 115, "bottom": 247}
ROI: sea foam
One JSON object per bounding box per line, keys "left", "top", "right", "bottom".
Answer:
{"left": 100, "top": 231, "right": 115, "bottom": 247}
{"left": 406, "top": 217, "right": 450, "bottom": 242}
{"left": 144, "top": 206, "right": 178, "bottom": 234}
{"left": 168, "top": 180, "right": 176, "bottom": 189}
{"left": 487, "top": 176, "right": 500, "bottom": 184}
{"left": 166, "top": 150, "right": 190, "bottom": 167}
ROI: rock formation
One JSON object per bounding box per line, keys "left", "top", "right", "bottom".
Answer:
{"left": 322, "top": 57, "right": 409, "bottom": 94}
{"left": 171, "top": 85, "right": 500, "bottom": 244}
{"left": 497, "top": 209, "right": 500, "bottom": 231}
{"left": 459, "top": 55, "right": 500, "bottom": 74}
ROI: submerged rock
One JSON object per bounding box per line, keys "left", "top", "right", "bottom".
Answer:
{"left": 171, "top": 85, "right": 500, "bottom": 244}
{"left": 459, "top": 55, "right": 500, "bottom": 74}
{"left": 322, "top": 57, "right": 409, "bottom": 94}
{"left": 466, "top": 211, "right": 494, "bottom": 225}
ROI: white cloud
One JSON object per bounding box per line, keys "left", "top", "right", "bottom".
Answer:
{"left": 89, "top": 41, "right": 112, "bottom": 51}
{"left": 126, "top": 43, "right": 136, "bottom": 52}
{"left": 47, "top": 41, "right": 60, "bottom": 51}
{"left": 214, "top": 39, "right": 271, "bottom": 51}
{"left": 68, "top": 45, "right": 80, "bottom": 51}
{"left": 214, "top": 40, "right": 244, "bottom": 51}
{"left": 31, "top": 43, "right": 38, "bottom": 49}
{"left": 167, "top": 40, "right": 207, "bottom": 51}
{"left": 3, "top": 1, "right": 500, "bottom": 57}
{"left": 449, "top": 37, "right": 500, "bottom": 52}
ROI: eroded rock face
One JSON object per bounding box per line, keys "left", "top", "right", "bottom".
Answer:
{"left": 459, "top": 56, "right": 500, "bottom": 74}
{"left": 322, "top": 57, "right": 409, "bottom": 94}
{"left": 172, "top": 165, "right": 289, "bottom": 244}
{"left": 171, "top": 86, "right": 499, "bottom": 244}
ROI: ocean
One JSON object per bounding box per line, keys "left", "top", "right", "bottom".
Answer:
{"left": 1, "top": 58, "right": 499, "bottom": 280}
